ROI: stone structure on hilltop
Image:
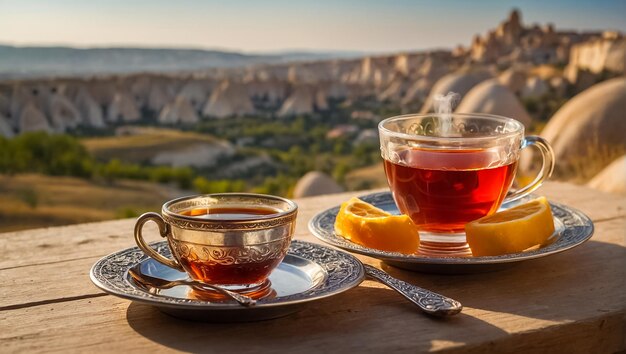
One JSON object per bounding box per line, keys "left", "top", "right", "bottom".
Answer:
{"left": 468, "top": 9, "right": 603, "bottom": 66}
{"left": 455, "top": 79, "right": 532, "bottom": 126}
{"left": 0, "top": 9, "right": 621, "bottom": 140}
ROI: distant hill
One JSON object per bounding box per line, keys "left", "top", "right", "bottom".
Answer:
{"left": 0, "top": 45, "right": 364, "bottom": 79}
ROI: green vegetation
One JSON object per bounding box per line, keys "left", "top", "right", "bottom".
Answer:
{"left": 191, "top": 112, "right": 381, "bottom": 195}
{"left": 0, "top": 132, "right": 93, "bottom": 177}
{"left": 0, "top": 107, "right": 382, "bottom": 197}
{"left": 0, "top": 132, "right": 197, "bottom": 191}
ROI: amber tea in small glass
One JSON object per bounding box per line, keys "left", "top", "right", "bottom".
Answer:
{"left": 134, "top": 194, "right": 298, "bottom": 291}
{"left": 177, "top": 206, "right": 283, "bottom": 285}
{"left": 379, "top": 113, "right": 554, "bottom": 254}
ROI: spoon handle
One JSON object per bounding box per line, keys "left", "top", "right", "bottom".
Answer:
{"left": 128, "top": 266, "right": 256, "bottom": 307}
{"left": 190, "top": 282, "right": 257, "bottom": 307}
{"left": 364, "top": 264, "right": 462, "bottom": 317}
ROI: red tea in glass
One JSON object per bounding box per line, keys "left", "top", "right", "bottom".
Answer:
{"left": 378, "top": 113, "right": 554, "bottom": 254}
{"left": 384, "top": 148, "right": 517, "bottom": 233}
{"left": 178, "top": 207, "right": 284, "bottom": 285}
{"left": 134, "top": 193, "right": 297, "bottom": 291}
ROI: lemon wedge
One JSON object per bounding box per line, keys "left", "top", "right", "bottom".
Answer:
{"left": 465, "top": 197, "right": 555, "bottom": 256}
{"left": 334, "top": 197, "right": 420, "bottom": 254}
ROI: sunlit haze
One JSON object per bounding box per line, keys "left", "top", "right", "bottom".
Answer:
{"left": 1, "top": 0, "right": 625, "bottom": 53}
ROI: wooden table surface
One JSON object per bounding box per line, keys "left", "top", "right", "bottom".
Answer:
{"left": 1, "top": 182, "right": 624, "bottom": 353}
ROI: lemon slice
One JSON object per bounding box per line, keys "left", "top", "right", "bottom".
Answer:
{"left": 334, "top": 197, "right": 420, "bottom": 254}
{"left": 465, "top": 197, "right": 555, "bottom": 256}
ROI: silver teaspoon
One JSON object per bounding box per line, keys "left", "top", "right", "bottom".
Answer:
{"left": 128, "top": 264, "right": 257, "bottom": 307}
{"left": 364, "top": 264, "right": 462, "bottom": 317}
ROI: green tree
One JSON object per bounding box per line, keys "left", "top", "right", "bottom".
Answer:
{"left": 332, "top": 162, "right": 350, "bottom": 185}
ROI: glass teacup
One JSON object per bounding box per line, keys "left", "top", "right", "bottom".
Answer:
{"left": 134, "top": 193, "right": 298, "bottom": 291}
{"left": 379, "top": 113, "right": 554, "bottom": 255}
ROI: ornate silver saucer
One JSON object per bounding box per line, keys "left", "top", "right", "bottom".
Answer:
{"left": 90, "top": 240, "right": 364, "bottom": 322}
{"left": 309, "top": 191, "right": 594, "bottom": 274}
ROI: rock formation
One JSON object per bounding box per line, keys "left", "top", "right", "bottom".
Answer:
{"left": 158, "top": 95, "right": 199, "bottom": 124}
{"left": 1, "top": 10, "right": 620, "bottom": 140}
{"left": 420, "top": 70, "right": 492, "bottom": 112}
{"left": 151, "top": 142, "right": 235, "bottom": 168}
{"left": 202, "top": 81, "right": 255, "bottom": 118}
{"left": 147, "top": 83, "right": 173, "bottom": 113}
{"left": 498, "top": 68, "right": 527, "bottom": 95}
{"left": 48, "top": 93, "right": 81, "bottom": 132}
{"left": 469, "top": 9, "right": 602, "bottom": 66}
{"left": 293, "top": 171, "right": 344, "bottom": 198}
{"left": 539, "top": 78, "right": 626, "bottom": 166}
{"left": 178, "top": 80, "right": 211, "bottom": 112}
{"left": 521, "top": 76, "right": 549, "bottom": 99}
{"left": 19, "top": 103, "right": 52, "bottom": 133}
{"left": 74, "top": 87, "right": 105, "bottom": 128}
{"left": 106, "top": 92, "right": 141, "bottom": 123}
{"left": 566, "top": 32, "right": 625, "bottom": 76}
{"left": 378, "top": 77, "right": 410, "bottom": 102}
{"left": 587, "top": 155, "right": 626, "bottom": 194}
{"left": 455, "top": 79, "right": 532, "bottom": 126}
{"left": 0, "top": 93, "right": 9, "bottom": 118}
{"left": 0, "top": 113, "right": 14, "bottom": 138}
{"left": 277, "top": 85, "right": 323, "bottom": 117}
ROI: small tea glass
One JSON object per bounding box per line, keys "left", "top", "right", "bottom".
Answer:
{"left": 379, "top": 113, "right": 554, "bottom": 256}
{"left": 134, "top": 193, "right": 298, "bottom": 292}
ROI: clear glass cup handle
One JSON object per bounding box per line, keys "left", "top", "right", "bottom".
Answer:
{"left": 505, "top": 136, "right": 555, "bottom": 203}
{"left": 133, "top": 212, "right": 184, "bottom": 271}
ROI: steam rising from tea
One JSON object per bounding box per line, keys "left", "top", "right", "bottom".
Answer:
{"left": 434, "top": 92, "right": 460, "bottom": 137}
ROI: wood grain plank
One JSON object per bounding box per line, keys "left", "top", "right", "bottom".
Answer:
{"left": 1, "top": 182, "right": 625, "bottom": 353}
{"left": 1, "top": 211, "right": 623, "bottom": 310}
{"left": 0, "top": 217, "right": 624, "bottom": 353}
{"left": 1, "top": 183, "right": 624, "bottom": 269}
{"left": 1, "top": 293, "right": 623, "bottom": 353}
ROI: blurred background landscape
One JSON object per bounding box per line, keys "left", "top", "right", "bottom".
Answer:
{"left": 1, "top": 1, "right": 624, "bottom": 232}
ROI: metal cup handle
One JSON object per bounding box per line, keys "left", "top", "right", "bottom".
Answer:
{"left": 133, "top": 212, "right": 184, "bottom": 271}
{"left": 505, "top": 136, "right": 555, "bottom": 203}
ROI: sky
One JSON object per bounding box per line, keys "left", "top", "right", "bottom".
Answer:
{"left": 1, "top": 0, "right": 625, "bottom": 53}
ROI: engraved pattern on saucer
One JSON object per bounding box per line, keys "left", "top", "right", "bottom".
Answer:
{"left": 309, "top": 191, "right": 594, "bottom": 273}
{"left": 90, "top": 240, "right": 365, "bottom": 321}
